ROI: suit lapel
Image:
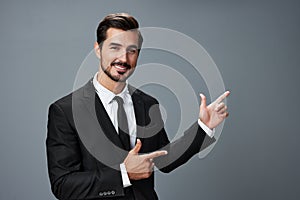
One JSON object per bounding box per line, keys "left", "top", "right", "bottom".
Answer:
{"left": 73, "top": 80, "right": 127, "bottom": 165}
{"left": 83, "top": 80, "right": 126, "bottom": 150}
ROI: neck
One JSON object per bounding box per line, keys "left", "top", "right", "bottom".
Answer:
{"left": 97, "top": 71, "right": 126, "bottom": 94}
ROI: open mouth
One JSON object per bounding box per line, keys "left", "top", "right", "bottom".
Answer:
{"left": 111, "top": 62, "right": 131, "bottom": 74}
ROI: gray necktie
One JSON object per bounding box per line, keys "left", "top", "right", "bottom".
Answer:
{"left": 113, "top": 96, "right": 131, "bottom": 151}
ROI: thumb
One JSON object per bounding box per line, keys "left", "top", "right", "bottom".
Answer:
{"left": 200, "top": 93, "right": 206, "bottom": 108}
{"left": 130, "top": 139, "right": 142, "bottom": 154}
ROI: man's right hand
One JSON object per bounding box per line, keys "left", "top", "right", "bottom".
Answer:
{"left": 124, "top": 139, "right": 168, "bottom": 180}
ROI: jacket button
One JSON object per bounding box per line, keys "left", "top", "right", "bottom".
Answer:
{"left": 99, "top": 192, "right": 103, "bottom": 196}
{"left": 111, "top": 190, "right": 116, "bottom": 195}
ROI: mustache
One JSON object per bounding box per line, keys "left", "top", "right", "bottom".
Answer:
{"left": 111, "top": 62, "right": 131, "bottom": 69}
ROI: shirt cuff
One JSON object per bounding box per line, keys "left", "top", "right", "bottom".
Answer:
{"left": 120, "top": 163, "right": 132, "bottom": 188}
{"left": 198, "top": 119, "right": 215, "bottom": 138}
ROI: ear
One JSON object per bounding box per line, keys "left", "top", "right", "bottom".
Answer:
{"left": 94, "top": 42, "right": 101, "bottom": 59}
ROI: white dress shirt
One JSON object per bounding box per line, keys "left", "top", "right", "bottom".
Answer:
{"left": 93, "top": 73, "right": 214, "bottom": 187}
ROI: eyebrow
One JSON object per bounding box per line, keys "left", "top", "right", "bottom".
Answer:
{"left": 109, "top": 43, "right": 138, "bottom": 49}
{"left": 109, "top": 42, "right": 122, "bottom": 47}
{"left": 127, "top": 45, "right": 138, "bottom": 49}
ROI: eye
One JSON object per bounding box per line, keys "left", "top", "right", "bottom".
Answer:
{"left": 127, "top": 48, "right": 137, "bottom": 54}
{"left": 110, "top": 46, "right": 120, "bottom": 51}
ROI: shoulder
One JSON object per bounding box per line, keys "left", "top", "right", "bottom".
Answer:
{"left": 48, "top": 79, "right": 91, "bottom": 113}
{"left": 47, "top": 92, "right": 74, "bottom": 123}
{"left": 51, "top": 92, "right": 72, "bottom": 109}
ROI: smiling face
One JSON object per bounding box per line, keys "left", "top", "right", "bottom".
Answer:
{"left": 96, "top": 28, "right": 140, "bottom": 85}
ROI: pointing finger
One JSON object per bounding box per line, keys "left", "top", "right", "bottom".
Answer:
{"left": 144, "top": 150, "right": 168, "bottom": 160}
{"left": 216, "top": 91, "right": 230, "bottom": 104}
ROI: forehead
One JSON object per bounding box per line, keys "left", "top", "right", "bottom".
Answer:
{"left": 105, "top": 28, "right": 139, "bottom": 46}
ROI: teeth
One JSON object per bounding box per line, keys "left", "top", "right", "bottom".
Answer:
{"left": 115, "top": 65, "right": 126, "bottom": 70}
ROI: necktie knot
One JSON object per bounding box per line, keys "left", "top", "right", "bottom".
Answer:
{"left": 113, "top": 96, "right": 124, "bottom": 106}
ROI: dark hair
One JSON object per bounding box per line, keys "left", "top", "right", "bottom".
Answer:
{"left": 96, "top": 13, "right": 143, "bottom": 49}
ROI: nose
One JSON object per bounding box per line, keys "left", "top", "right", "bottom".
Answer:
{"left": 117, "top": 50, "right": 127, "bottom": 63}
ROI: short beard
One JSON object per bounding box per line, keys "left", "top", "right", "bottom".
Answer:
{"left": 101, "top": 64, "right": 127, "bottom": 82}
{"left": 104, "top": 67, "right": 124, "bottom": 82}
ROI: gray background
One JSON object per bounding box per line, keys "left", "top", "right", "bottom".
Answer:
{"left": 1, "top": 0, "right": 299, "bottom": 199}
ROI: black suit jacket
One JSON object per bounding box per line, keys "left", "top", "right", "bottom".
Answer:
{"left": 46, "top": 79, "right": 215, "bottom": 200}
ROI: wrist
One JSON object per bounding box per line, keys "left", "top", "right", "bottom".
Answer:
{"left": 198, "top": 119, "right": 214, "bottom": 138}
{"left": 198, "top": 118, "right": 212, "bottom": 129}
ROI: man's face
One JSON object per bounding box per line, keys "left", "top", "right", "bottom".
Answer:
{"left": 98, "top": 28, "right": 140, "bottom": 82}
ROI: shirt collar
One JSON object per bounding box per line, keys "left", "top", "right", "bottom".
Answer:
{"left": 92, "top": 72, "right": 131, "bottom": 104}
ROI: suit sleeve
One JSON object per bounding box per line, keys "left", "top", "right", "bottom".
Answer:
{"left": 46, "top": 103, "right": 124, "bottom": 200}
{"left": 150, "top": 101, "right": 216, "bottom": 173}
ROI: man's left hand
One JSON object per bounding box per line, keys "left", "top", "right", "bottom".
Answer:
{"left": 199, "top": 91, "right": 230, "bottom": 129}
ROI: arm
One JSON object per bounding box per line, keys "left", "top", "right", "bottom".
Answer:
{"left": 154, "top": 121, "right": 216, "bottom": 173}
{"left": 154, "top": 91, "right": 230, "bottom": 173}
{"left": 46, "top": 103, "right": 124, "bottom": 200}
{"left": 120, "top": 91, "right": 230, "bottom": 180}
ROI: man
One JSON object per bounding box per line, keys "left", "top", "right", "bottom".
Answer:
{"left": 46, "top": 13, "right": 230, "bottom": 200}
